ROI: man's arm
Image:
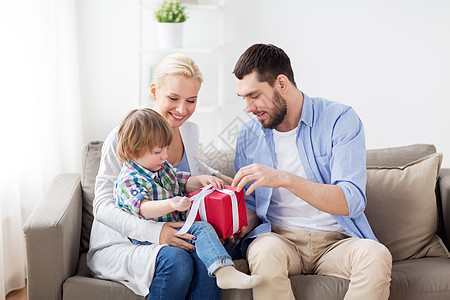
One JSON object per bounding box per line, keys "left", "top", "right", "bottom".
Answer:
{"left": 232, "top": 164, "right": 349, "bottom": 215}
{"left": 232, "top": 107, "right": 367, "bottom": 217}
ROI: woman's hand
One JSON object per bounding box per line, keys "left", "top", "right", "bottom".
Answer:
{"left": 198, "top": 175, "right": 225, "bottom": 190}
{"left": 223, "top": 226, "right": 246, "bottom": 246}
{"left": 159, "top": 222, "right": 195, "bottom": 251}
{"left": 185, "top": 175, "right": 226, "bottom": 193}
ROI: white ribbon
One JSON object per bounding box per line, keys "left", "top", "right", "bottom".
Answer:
{"left": 176, "top": 184, "right": 240, "bottom": 237}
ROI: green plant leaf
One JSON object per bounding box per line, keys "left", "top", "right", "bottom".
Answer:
{"left": 154, "top": 0, "right": 188, "bottom": 23}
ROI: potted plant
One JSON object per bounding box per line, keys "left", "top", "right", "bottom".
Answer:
{"left": 154, "top": 0, "right": 189, "bottom": 48}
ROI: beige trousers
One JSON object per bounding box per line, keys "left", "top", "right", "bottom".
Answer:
{"left": 246, "top": 226, "right": 392, "bottom": 300}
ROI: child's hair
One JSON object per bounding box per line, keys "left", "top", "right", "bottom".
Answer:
{"left": 117, "top": 108, "right": 173, "bottom": 163}
{"left": 152, "top": 53, "right": 203, "bottom": 89}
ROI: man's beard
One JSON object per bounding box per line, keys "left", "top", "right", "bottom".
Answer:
{"left": 258, "top": 90, "right": 287, "bottom": 129}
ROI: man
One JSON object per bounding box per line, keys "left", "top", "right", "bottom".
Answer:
{"left": 230, "top": 44, "right": 392, "bottom": 300}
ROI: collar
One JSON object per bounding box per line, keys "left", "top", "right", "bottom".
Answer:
{"left": 299, "top": 92, "right": 313, "bottom": 128}
{"left": 126, "top": 159, "right": 171, "bottom": 181}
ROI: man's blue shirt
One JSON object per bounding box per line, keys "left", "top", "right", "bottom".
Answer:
{"left": 234, "top": 93, "right": 377, "bottom": 256}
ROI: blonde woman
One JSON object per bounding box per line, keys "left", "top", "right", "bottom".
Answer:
{"left": 87, "top": 53, "right": 234, "bottom": 299}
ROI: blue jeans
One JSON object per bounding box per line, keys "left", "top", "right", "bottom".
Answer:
{"left": 145, "top": 221, "right": 233, "bottom": 299}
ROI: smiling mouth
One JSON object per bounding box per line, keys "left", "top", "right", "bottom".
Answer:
{"left": 254, "top": 112, "right": 266, "bottom": 120}
{"left": 170, "top": 113, "right": 185, "bottom": 120}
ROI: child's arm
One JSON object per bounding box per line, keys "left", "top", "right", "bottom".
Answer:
{"left": 184, "top": 175, "right": 226, "bottom": 193}
{"left": 140, "top": 196, "right": 191, "bottom": 219}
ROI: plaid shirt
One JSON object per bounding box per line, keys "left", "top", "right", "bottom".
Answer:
{"left": 114, "top": 160, "right": 191, "bottom": 222}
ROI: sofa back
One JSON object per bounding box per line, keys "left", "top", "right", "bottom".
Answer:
{"left": 79, "top": 142, "right": 448, "bottom": 255}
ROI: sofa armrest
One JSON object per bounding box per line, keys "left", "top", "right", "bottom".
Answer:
{"left": 24, "top": 174, "right": 82, "bottom": 300}
{"left": 438, "top": 168, "right": 450, "bottom": 249}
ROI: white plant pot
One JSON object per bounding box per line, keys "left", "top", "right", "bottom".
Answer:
{"left": 157, "top": 22, "right": 184, "bottom": 49}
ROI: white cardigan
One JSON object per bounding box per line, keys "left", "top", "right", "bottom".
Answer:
{"left": 87, "top": 121, "right": 217, "bottom": 296}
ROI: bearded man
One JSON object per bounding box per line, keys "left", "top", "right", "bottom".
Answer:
{"left": 230, "top": 43, "right": 392, "bottom": 300}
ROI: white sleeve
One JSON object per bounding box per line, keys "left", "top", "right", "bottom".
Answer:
{"left": 92, "top": 127, "right": 164, "bottom": 243}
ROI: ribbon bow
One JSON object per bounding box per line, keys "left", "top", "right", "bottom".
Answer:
{"left": 176, "top": 184, "right": 240, "bottom": 237}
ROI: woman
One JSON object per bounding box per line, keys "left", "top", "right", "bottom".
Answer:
{"left": 87, "top": 53, "right": 233, "bottom": 299}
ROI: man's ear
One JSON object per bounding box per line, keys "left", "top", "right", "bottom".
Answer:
{"left": 276, "top": 75, "right": 289, "bottom": 93}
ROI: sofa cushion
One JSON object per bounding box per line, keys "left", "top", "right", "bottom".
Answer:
{"left": 365, "top": 153, "right": 450, "bottom": 261}
{"left": 63, "top": 275, "right": 145, "bottom": 300}
{"left": 80, "top": 141, "right": 103, "bottom": 253}
{"left": 366, "top": 144, "right": 437, "bottom": 167}
{"left": 389, "top": 258, "right": 450, "bottom": 300}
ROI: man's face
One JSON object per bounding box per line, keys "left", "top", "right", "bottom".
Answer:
{"left": 236, "top": 72, "right": 287, "bottom": 129}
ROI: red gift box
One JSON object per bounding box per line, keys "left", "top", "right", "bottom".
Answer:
{"left": 188, "top": 185, "right": 247, "bottom": 240}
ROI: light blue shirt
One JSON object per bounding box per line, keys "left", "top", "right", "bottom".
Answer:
{"left": 234, "top": 93, "right": 377, "bottom": 256}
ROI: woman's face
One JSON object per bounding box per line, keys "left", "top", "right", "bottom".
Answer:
{"left": 152, "top": 75, "right": 201, "bottom": 128}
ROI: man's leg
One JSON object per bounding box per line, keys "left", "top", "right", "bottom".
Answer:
{"left": 246, "top": 232, "right": 301, "bottom": 300}
{"left": 315, "top": 238, "right": 392, "bottom": 300}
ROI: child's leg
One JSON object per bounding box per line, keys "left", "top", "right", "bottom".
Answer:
{"left": 188, "top": 221, "right": 261, "bottom": 289}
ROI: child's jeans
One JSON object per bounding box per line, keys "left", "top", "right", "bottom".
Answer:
{"left": 130, "top": 221, "right": 234, "bottom": 276}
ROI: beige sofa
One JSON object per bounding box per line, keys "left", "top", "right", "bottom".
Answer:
{"left": 24, "top": 143, "right": 450, "bottom": 300}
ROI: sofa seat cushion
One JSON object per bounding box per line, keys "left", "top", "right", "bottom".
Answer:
{"left": 63, "top": 275, "right": 145, "bottom": 300}
{"left": 390, "top": 257, "right": 450, "bottom": 299}
{"left": 222, "top": 274, "right": 349, "bottom": 300}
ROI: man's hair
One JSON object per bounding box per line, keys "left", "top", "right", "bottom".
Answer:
{"left": 233, "top": 43, "right": 296, "bottom": 87}
{"left": 117, "top": 108, "right": 173, "bottom": 163}
{"left": 152, "top": 52, "right": 203, "bottom": 89}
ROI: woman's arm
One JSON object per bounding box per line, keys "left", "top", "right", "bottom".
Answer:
{"left": 213, "top": 171, "right": 233, "bottom": 185}
{"left": 92, "top": 128, "right": 165, "bottom": 243}
{"left": 92, "top": 128, "right": 194, "bottom": 250}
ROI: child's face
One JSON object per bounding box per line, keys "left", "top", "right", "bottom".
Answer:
{"left": 134, "top": 146, "right": 169, "bottom": 172}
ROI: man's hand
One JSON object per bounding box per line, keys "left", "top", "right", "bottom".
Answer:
{"left": 232, "top": 163, "right": 286, "bottom": 195}
{"left": 159, "top": 222, "right": 195, "bottom": 251}
{"left": 234, "top": 164, "right": 350, "bottom": 216}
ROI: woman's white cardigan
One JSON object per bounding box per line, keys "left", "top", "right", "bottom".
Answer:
{"left": 86, "top": 121, "right": 217, "bottom": 296}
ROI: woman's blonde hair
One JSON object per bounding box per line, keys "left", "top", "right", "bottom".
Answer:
{"left": 117, "top": 108, "right": 173, "bottom": 163}
{"left": 152, "top": 53, "right": 203, "bottom": 88}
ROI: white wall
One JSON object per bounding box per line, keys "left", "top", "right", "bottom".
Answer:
{"left": 78, "top": 0, "right": 450, "bottom": 167}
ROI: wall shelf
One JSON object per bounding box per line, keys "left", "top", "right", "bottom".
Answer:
{"left": 137, "top": 0, "right": 226, "bottom": 108}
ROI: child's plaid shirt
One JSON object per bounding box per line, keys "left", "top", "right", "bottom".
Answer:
{"left": 114, "top": 160, "right": 191, "bottom": 222}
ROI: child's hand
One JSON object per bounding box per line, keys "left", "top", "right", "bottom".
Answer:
{"left": 200, "top": 175, "right": 225, "bottom": 190}
{"left": 170, "top": 196, "right": 191, "bottom": 211}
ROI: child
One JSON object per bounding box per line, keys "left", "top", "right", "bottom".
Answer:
{"left": 114, "top": 108, "right": 261, "bottom": 290}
